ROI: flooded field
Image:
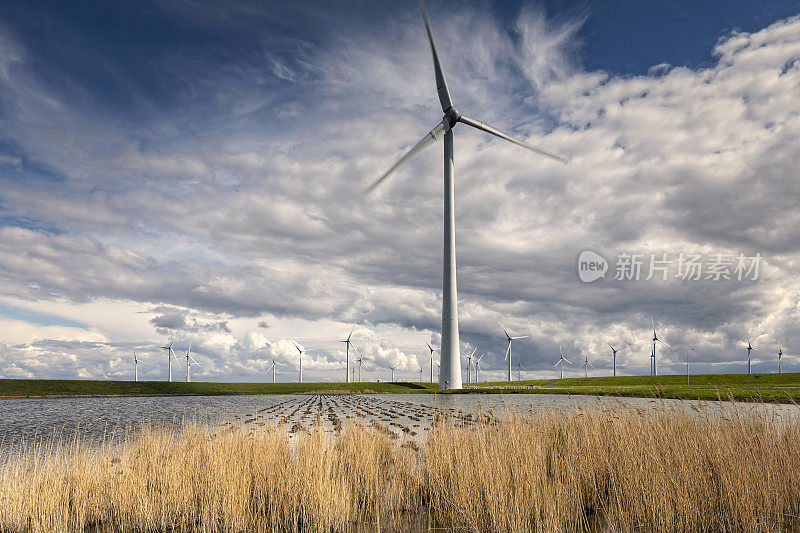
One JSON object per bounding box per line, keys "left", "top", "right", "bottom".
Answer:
{"left": 1, "top": 392, "right": 799, "bottom": 447}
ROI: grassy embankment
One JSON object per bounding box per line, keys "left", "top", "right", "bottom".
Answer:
{"left": 1, "top": 406, "right": 798, "bottom": 532}
{"left": 464, "top": 372, "right": 800, "bottom": 403}
{"left": 1, "top": 373, "right": 799, "bottom": 403}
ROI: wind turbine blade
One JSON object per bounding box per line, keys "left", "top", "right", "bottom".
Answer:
{"left": 470, "top": 347, "right": 478, "bottom": 357}
{"left": 292, "top": 341, "right": 301, "bottom": 353}
{"left": 650, "top": 316, "right": 657, "bottom": 337}
{"left": 504, "top": 343, "right": 511, "bottom": 360}
{"left": 555, "top": 360, "right": 562, "bottom": 367}
{"left": 418, "top": 0, "right": 452, "bottom": 112}
{"left": 347, "top": 322, "right": 356, "bottom": 341}
{"left": 564, "top": 358, "right": 573, "bottom": 365}
{"left": 560, "top": 345, "right": 564, "bottom": 356}
{"left": 363, "top": 119, "right": 449, "bottom": 195}
{"left": 588, "top": 361, "right": 594, "bottom": 367}
{"left": 459, "top": 116, "right": 567, "bottom": 163}
{"left": 352, "top": 345, "right": 362, "bottom": 358}
{"left": 512, "top": 335, "right": 529, "bottom": 340}
{"left": 657, "top": 339, "right": 672, "bottom": 348}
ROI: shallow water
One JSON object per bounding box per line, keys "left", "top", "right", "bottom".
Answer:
{"left": 0, "top": 392, "right": 798, "bottom": 447}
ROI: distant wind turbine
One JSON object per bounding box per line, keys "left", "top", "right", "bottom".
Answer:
{"left": 161, "top": 341, "right": 177, "bottom": 382}
{"left": 353, "top": 346, "right": 369, "bottom": 382}
{"left": 609, "top": 344, "right": 619, "bottom": 377}
{"left": 363, "top": 0, "right": 566, "bottom": 389}
{"left": 341, "top": 322, "right": 357, "bottom": 383}
{"left": 555, "top": 345, "right": 572, "bottom": 380}
{"left": 474, "top": 353, "right": 485, "bottom": 382}
{"left": 501, "top": 325, "right": 529, "bottom": 382}
{"left": 389, "top": 364, "right": 399, "bottom": 382}
{"left": 686, "top": 347, "right": 694, "bottom": 386}
{"left": 581, "top": 355, "right": 593, "bottom": 378}
{"left": 180, "top": 342, "right": 200, "bottom": 383}
{"left": 464, "top": 347, "right": 477, "bottom": 384}
{"left": 266, "top": 358, "right": 284, "bottom": 384}
{"left": 778, "top": 346, "right": 785, "bottom": 374}
{"left": 516, "top": 361, "right": 525, "bottom": 382}
{"left": 133, "top": 352, "right": 146, "bottom": 382}
{"left": 650, "top": 317, "right": 670, "bottom": 376}
{"left": 746, "top": 341, "right": 755, "bottom": 375}
{"left": 417, "top": 365, "right": 423, "bottom": 382}
{"left": 292, "top": 341, "right": 314, "bottom": 383}
{"left": 426, "top": 342, "right": 439, "bottom": 383}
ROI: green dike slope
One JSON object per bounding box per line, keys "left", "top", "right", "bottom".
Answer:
{"left": 462, "top": 372, "right": 800, "bottom": 403}
{"left": 2, "top": 373, "right": 799, "bottom": 403}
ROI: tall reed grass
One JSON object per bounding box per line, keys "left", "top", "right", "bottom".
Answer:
{"left": 1, "top": 405, "right": 797, "bottom": 532}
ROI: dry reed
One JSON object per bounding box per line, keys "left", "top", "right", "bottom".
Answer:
{"left": 1, "top": 405, "right": 798, "bottom": 532}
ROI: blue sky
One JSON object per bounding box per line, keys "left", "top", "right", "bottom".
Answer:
{"left": 0, "top": 0, "right": 799, "bottom": 382}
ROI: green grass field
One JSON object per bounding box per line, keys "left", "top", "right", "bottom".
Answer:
{"left": 1, "top": 373, "right": 799, "bottom": 403}
{"left": 462, "top": 372, "right": 800, "bottom": 403}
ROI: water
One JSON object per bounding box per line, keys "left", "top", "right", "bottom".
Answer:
{"left": 1, "top": 393, "right": 798, "bottom": 447}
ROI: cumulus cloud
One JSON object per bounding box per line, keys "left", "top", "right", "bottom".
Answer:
{"left": 0, "top": 3, "right": 799, "bottom": 381}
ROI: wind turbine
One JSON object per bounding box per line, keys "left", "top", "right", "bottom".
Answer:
{"left": 516, "top": 361, "right": 525, "bottom": 382}
{"left": 353, "top": 346, "right": 369, "bottom": 382}
{"left": 266, "top": 358, "right": 285, "bottom": 384}
{"left": 686, "top": 347, "right": 694, "bottom": 386}
{"left": 133, "top": 352, "right": 146, "bottom": 382}
{"left": 650, "top": 317, "right": 670, "bottom": 376}
{"left": 292, "top": 341, "right": 314, "bottom": 383}
{"left": 426, "top": 342, "right": 439, "bottom": 383}
{"left": 555, "top": 345, "right": 572, "bottom": 380}
{"left": 180, "top": 342, "right": 200, "bottom": 383}
{"left": 161, "top": 341, "right": 177, "bottom": 382}
{"left": 417, "top": 365, "right": 423, "bottom": 382}
{"left": 746, "top": 341, "right": 755, "bottom": 375}
{"left": 363, "top": 0, "right": 566, "bottom": 389}
{"left": 474, "top": 353, "right": 486, "bottom": 382}
{"left": 778, "top": 346, "right": 785, "bottom": 374}
{"left": 501, "top": 326, "right": 529, "bottom": 382}
{"left": 581, "top": 355, "right": 593, "bottom": 378}
{"left": 464, "top": 347, "right": 477, "bottom": 384}
{"left": 389, "top": 364, "right": 399, "bottom": 382}
{"left": 609, "top": 345, "right": 618, "bottom": 377}
{"left": 341, "top": 322, "right": 357, "bottom": 383}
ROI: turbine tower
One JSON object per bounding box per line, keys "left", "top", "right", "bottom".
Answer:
{"left": 161, "top": 341, "right": 176, "bottom": 382}
{"left": 133, "top": 352, "right": 145, "bottom": 382}
{"left": 389, "top": 364, "right": 399, "bottom": 382}
{"left": 364, "top": 0, "right": 566, "bottom": 389}
{"left": 609, "top": 344, "right": 618, "bottom": 377}
{"left": 292, "top": 341, "right": 314, "bottom": 383}
{"left": 502, "top": 326, "right": 529, "bottom": 382}
{"left": 426, "top": 342, "right": 439, "bottom": 383}
{"left": 555, "top": 345, "right": 572, "bottom": 380}
{"left": 180, "top": 342, "right": 200, "bottom": 383}
{"left": 341, "top": 322, "right": 357, "bottom": 383}
{"left": 746, "top": 341, "right": 755, "bottom": 375}
{"left": 650, "top": 317, "right": 670, "bottom": 376}
{"left": 778, "top": 346, "right": 784, "bottom": 374}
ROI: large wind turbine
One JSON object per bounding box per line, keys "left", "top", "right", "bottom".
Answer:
{"left": 650, "top": 317, "right": 670, "bottom": 376}
{"left": 364, "top": 0, "right": 566, "bottom": 389}
{"left": 341, "top": 323, "right": 357, "bottom": 383}
{"left": 746, "top": 341, "right": 755, "bottom": 375}
{"left": 555, "top": 345, "right": 572, "bottom": 380}
{"left": 161, "top": 341, "right": 177, "bottom": 382}
{"left": 133, "top": 352, "right": 146, "bottom": 382}
{"left": 389, "top": 364, "right": 399, "bottom": 382}
{"left": 292, "top": 341, "right": 314, "bottom": 383}
{"left": 266, "top": 358, "right": 284, "bottom": 384}
{"left": 778, "top": 346, "right": 785, "bottom": 374}
{"left": 426, "top": 342, "right": 439, "bottom": 383}
{"left": 502, "top": 326, "right": 529, "bottom": 382}
{"left": 180, "top": 342, "right": 200, "bottom": 383}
